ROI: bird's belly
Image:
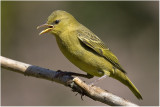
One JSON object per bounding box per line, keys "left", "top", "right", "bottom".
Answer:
{"left": 56, "top": 36, "right": 112, "bottom": 77}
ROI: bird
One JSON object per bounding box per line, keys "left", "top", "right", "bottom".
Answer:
{"left": 37, "top": 10, "right": 142, "bottom": 100}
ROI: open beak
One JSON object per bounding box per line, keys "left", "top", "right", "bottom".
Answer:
{"left": 37, "top": 24, "right": 54, "bottom": 35}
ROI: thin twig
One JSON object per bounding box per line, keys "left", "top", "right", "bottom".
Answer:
{"left": 1, "top": 56, "right": 138, "bottom": 106}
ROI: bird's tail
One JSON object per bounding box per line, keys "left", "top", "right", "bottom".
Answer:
{"left": 110, "top": 70, "right": 143, "bottom": 100}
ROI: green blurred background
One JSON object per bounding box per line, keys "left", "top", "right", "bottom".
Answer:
{"left": 1, "top": 1, "right": 159, "bottom": 106}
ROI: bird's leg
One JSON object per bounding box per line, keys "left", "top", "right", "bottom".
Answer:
{"left": 89, "top": 75, "right": 107, "bottom": 86}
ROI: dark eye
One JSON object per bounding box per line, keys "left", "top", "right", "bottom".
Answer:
{"left": 55, "top": 20, "right": 60, "bottom": 24}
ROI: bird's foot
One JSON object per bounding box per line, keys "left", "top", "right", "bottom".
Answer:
{"left": 55, "top": 70, "right": 94, "bottom": 79}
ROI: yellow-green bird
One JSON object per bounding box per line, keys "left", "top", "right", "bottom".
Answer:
{"left": 37, "top": 10, "right": 142, "bottom": 100}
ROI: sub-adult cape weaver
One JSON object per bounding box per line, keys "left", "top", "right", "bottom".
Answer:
{"left": 37, "top": 10, "right": 142, "bottom": 100}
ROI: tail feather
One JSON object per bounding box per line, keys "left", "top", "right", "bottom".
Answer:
{"left": 110, "top": 70, "right": 143, "bottom": 100}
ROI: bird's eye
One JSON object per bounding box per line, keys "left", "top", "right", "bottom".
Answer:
{"left": 55, "top": 20, "right": 60, "bottom": 24}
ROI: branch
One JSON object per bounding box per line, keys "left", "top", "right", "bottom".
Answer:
{"left": 1, "top": 56, "right": 138, "bottom": 106}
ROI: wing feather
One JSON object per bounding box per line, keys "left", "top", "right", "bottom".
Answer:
{"left": 76, "top": 29, "right": 126, "bottom": 73}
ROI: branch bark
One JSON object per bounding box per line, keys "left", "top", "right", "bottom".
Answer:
{"left": 1, "top": 56, "right": 138, "bottom": 106}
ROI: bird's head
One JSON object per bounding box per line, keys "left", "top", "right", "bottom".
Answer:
{"left": 37, "top": 10, "right": 78, "bottom": 36}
